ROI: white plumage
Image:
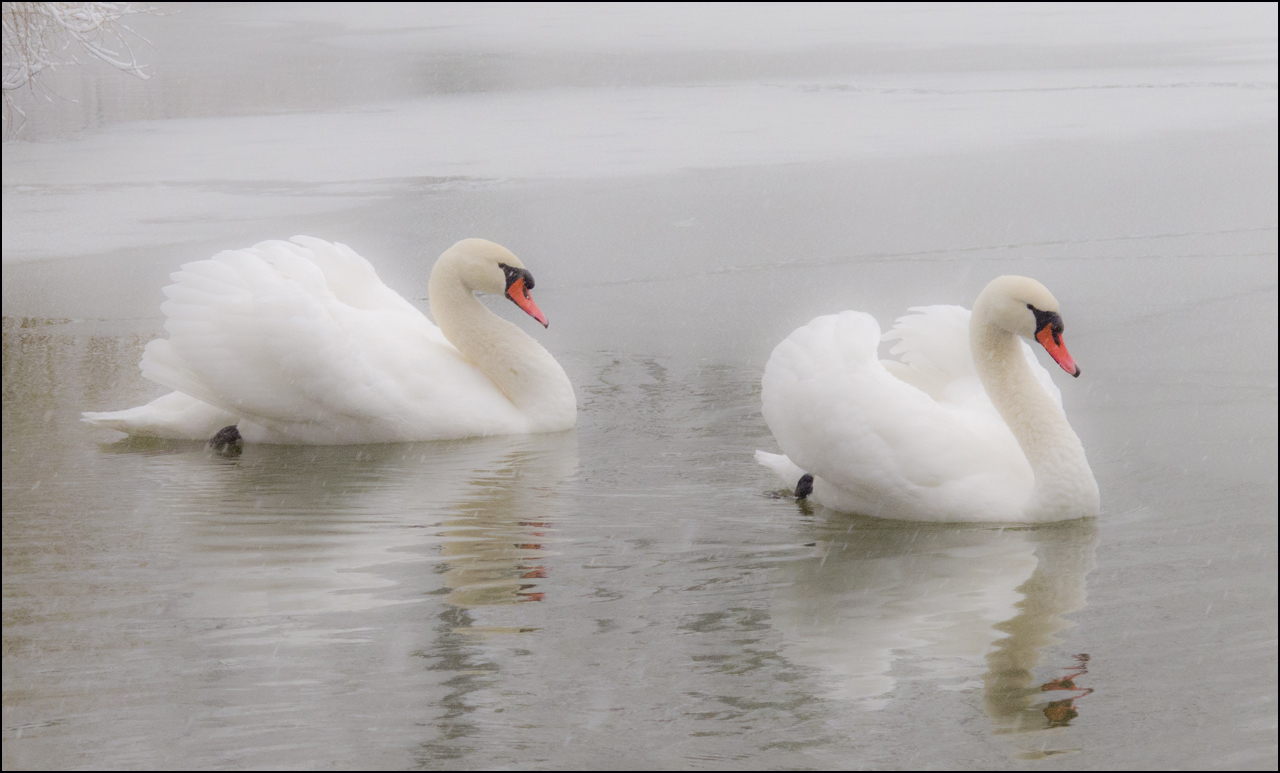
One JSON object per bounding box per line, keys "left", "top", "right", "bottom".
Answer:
{"left": 83, "top": 237, "right": 576, "bottom": 444}
{"left": 757, "top": 276, "right": 1098, "bottom": 523}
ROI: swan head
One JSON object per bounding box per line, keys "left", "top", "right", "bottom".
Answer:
{"left": 442, "top": 238, "right": 549, "bottom": 328}
{"left": 976, "top": 275, "right": 1080, "bottom": 377}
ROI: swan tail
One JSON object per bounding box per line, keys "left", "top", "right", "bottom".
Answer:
{"left": 81, "top": 391, "right": 239, "bottom": 440}
{"left": 754, "top": 450, "right": 809, "bottom": 493}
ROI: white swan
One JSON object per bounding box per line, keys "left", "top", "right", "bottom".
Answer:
{"left": 82, "top": 237, "right": 576, "bottom": 444}
{"left": 756, "top": 276, "right": 1099, "bottom": 523}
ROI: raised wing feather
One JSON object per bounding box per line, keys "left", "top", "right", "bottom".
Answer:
{"left": 883, "top": 305, "right": 1062, "bottom": 410}
{"left": 760, "top": 310, "right": 1035, "bottom": 521}
{"left": 137, "top": 238, "right": 522, "bottom": 443}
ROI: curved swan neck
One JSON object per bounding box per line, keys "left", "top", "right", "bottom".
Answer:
{"left": 970, "top": 308, "right": 1096, "bottom": 517}
{"left": 970, "top": 319, "right": 1064, "bottom": 466}
{"left": 427, "top": 259, "right": 568, "bottom": 416}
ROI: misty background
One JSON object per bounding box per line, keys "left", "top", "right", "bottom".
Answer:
{"left": 3, "top": 4, "right": 1276, "bottom": 769}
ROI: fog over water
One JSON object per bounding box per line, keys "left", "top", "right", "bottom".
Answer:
{"left": 3, "top": 4, "right": 1277, "bottom": 769}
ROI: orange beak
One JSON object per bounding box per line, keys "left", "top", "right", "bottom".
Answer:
{"left": 506, "top": 276, "right": 548, "bottom": 328}
{"left": 1036, "top": 324, "right": 1080, "bottom": 377}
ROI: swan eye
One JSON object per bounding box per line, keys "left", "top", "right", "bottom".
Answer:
{"left": 1030, "top": 306, "right": 1066, "bottom": 344}
{"left": 498, "top": 262, "right": 535, "bottom": 292}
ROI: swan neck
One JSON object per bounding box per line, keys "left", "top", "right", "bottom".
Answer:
{"left": 427, "top": 262, "right": 570, "bottom": 417}
{"left": 970, "top": 312, "right": 1096, "bottom": 517}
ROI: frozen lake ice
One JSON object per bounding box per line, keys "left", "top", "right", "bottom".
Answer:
{"left": 3, "top": 4, "right": 1276, "bottom": 769}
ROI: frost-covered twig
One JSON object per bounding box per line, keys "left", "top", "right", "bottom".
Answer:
{"left": 2, "top": 2, "right": 152, "bottom": 131}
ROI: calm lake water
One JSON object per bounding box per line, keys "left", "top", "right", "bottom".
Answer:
{"left": 3, "top": 4, "right": 1277, "bottom": 769}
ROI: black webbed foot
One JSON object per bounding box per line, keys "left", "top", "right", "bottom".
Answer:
{"left": 208, "top": 425, "right": 243, "bottom": 457}
{"left": 795, "top": 473, "right": 814, "bottom": 500}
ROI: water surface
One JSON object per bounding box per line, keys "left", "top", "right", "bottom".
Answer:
{"left": 3, "top": 4, "right": 1277, "bottom": 769}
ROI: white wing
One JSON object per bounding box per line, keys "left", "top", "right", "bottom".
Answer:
{"left": 88, "top": 238, "right": 525, "bottom": 443}
{"left": 882, "top": 305, "right": 1062, "bottom": 411}
{"left": 760, "top": 309, "right": 1041, "bottom": 521}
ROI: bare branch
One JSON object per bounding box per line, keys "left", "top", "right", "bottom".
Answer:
{"left": 2, "top": 2, "right": 154, "bottom": 132}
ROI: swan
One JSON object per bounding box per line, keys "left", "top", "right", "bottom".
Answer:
{"left": 756, "top": 276, "right": 1099, "bottom": 523}
{"left": 82, "top": 237, "right": 576, "bottom": 444}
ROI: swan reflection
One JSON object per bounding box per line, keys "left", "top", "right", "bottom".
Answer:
{"left": 412, "top": 431, "right": 578, "bottom": 761}
{"left": 435, "top": 432, "right": 579, "bottom": 609}
{"left": 982, "top": 521, "right": 1098, "bottom": 734}
{"left": 772, "top": 514, "right": 1098, "bottom": 729}
{"left": 141, "top": 431, "right": 579, "bottom": 627}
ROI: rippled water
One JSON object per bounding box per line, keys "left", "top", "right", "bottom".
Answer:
{"left": 4, "top": 300, "right": 1274, "bottom": 767}
{"left": 3, "top": 325, "right": 1104, "bottom": 768}
{"left": 3, "top": 4, "right": 1277, "bottom": 769}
